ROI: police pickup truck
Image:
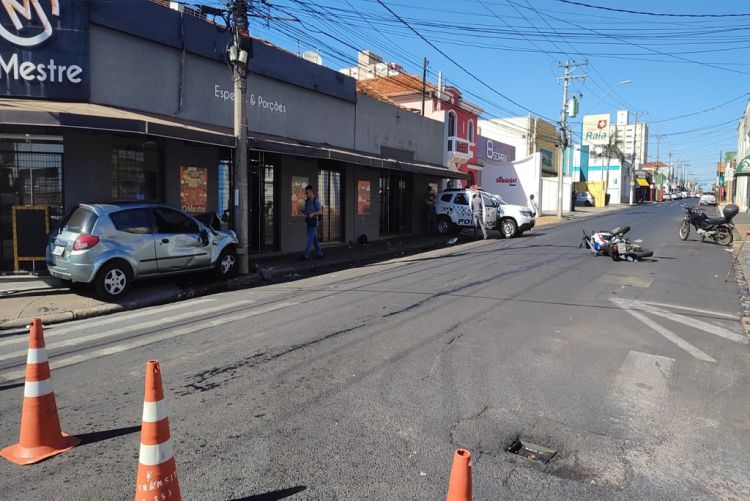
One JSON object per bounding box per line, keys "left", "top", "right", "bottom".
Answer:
{"left": 435, "top": 187, "right": 536, "bottom": 238}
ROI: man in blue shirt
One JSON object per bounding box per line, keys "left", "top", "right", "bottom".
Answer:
{"left": 301, "top": 185, "right": 323, "bottom": 260}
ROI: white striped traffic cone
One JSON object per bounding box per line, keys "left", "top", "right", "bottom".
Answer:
{"left": 0, "top": 318, "right": 79, "bottom": 465}
{"left": 135, "top": 359, "right": 181, "bottom": 501}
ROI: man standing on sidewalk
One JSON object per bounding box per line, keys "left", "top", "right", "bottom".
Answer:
{"left": 471, "top": 193, "right": 487, "bottom": 240}
{"left": 424, "top": 185, "right": 437, "bottom": 232}
{"left": 571, "top": 189, "right": 577, "bottom": 212}
{"left": 529, "top": 194, "right": 539, "bottom": 217}
{"left": 301, "top": 185, "right": 323, "bottom": 260}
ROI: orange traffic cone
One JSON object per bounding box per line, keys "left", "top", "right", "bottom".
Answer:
{"left": 0, "top": 318, "right": 79, "bottom": 465}
{"left": 135, "top": 360, "right": 181, "bottom": 501}
{"left": 446, "top": 449, "right": 472, "bottom": 501}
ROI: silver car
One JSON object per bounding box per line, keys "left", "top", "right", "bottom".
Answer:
{"left": 699, "top": 192, "right": 717, "bottom": 206}
{"left": 46, "top": 203, "right": 238, "bottom": 299}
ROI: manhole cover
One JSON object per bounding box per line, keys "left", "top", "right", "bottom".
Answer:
{"left": 506, "top": 439, "right": 557, "bottom": 464}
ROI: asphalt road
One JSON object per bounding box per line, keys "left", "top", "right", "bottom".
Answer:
{"left": 1, "top": 200, "right": 748, "bottom": 500}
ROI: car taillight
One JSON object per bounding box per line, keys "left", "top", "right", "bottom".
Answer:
{"left": 73, "top": 234, "right": 100, "bottom": 251}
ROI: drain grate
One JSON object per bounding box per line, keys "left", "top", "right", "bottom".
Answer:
{"left": 506, "top": 439, "right": 557, "bottom": 464}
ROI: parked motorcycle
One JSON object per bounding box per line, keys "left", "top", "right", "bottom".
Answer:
{"left": 679, "top": 204, "right": 737, "bottom": 246}
{"left": 580, "top": 226, "right": 653, "bottom": 261}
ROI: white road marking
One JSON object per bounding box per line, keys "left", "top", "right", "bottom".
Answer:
{"left": 0, "top": 300, "right": 255, "bottom": 361}
{"left": 632, "top": 301, "right": 747, "bottom": 344}
{"left": 637, "top": 301, "right": 738, "bottom": 320}
{"left": 609, "top": 350, "right": 675, "bottom": 431}
{"left": 0, "top": 297, "right": 217, "bottom": 348}
{"left": 618, "top": 306, "right": 717, "bottom": 362}
{"left": 0, "top": 301, "right": 297, "bottom": 383}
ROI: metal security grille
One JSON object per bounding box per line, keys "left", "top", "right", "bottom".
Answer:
{"left": 111, "top": 143, "right": 161, "bottom": 202}
{"left": 0, "top": 140, "right": 63, "bottom": 272}
{"left": 379, "top": 170, "right": 412, "bottom": 234}
{"left": 318, "top": 168, "right": 342, "bottom": 243}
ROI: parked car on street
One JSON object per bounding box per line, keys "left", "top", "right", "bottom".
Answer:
{"left": 575, "top": 191, "right": 595, "bottom": 207}
{"left": 663, "top": 193, "right": 672, "bottom": 201}
{"left": 435, "top": 188, "right": 535, "bottom": 238}
{"left": 699, "top": 192, "right": 717, "bottom": 206}
{"left": 46, "top": 203, "right": 239, "bottom": 299}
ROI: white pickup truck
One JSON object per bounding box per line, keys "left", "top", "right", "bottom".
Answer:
{"left": 435, "top": 188, "right": 536, "bottom": 238}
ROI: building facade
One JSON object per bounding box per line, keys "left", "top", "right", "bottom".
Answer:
{"left": 478, "top": 115, "right": 560, "bottom": 176}
{"left": 0, "top": 0, "right": 463, "bottom": 272}
{"left": 735, "top": 100, "right": 750, "bottom": 211}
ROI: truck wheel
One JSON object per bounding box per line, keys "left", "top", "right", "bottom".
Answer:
{"left": 501, "top": 218, "right": 518, "bottom": 238}
{"left": 95, "top": 260, "right": 132, "bottom": 300}
{"left": 436, "top": 216, "right": 452, "bottom": 235}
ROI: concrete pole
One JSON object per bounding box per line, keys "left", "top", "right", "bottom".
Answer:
{"left": 232, "top": 0, "right": 250, "bottom": 274}
{"left": 557, "top": 61, "right": 570, "bottom": 218}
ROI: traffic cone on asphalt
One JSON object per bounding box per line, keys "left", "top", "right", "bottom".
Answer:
{"left": 135, "top": 360, "right": 181, "bottom": 501}
{"left": 0, "top": 318, "right": 80, "bottom": 465}
{"left": 446, "top": 449, "right": 472, "bottom": 501}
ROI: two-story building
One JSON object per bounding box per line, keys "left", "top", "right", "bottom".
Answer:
{"left": 0, "top": 0, "right": 465, "bottom": 272}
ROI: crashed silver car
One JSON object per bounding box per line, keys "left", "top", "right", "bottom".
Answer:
{"left": 46, "top": 203, "right": 238, "bottom": 299}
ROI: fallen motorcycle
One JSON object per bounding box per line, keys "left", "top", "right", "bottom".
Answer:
{"left": 580, "top": 226, "right": 653, "bottom": 261}
{"left": 679, "top": 204, "right": 737, "bottom": 246}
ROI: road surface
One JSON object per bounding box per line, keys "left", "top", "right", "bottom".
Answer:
{"left": 1, "top": 200, "right": 748, "bottom": 500}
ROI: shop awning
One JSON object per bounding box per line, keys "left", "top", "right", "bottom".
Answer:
{"left": 0, "top": 99, "right": 235, "bottom": 147}
{"left": 636, "top": 178, "right": 650, "bottom": 187}
{"left": 736, "top": 155, "right": 750, "bottom": 176}
{"left": 248, "top": 132, "right": 470, "bottom": 180}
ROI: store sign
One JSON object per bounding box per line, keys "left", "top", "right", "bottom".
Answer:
{"left": 0, "top": 0, "right": 89, "bottom": 100}
{"left": 476, "top": 136, "right": 515, "bottom": 165}
{"left": 495, "top": 176, "right": 518, "bottom": 186}
{"left": 213, "top": 84, "right": 287, "bottom": 114}
{"left": 179, "top": 166, "right": 208, "bottom": 214}
{"left": 541, "top": 149, "right": 554, "bottom": 168}
{"left": 582, "top": 114, "right": 611, "bottom": 146}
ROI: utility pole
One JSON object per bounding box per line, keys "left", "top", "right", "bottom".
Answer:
{"left": 229, "top": 0, "right": 250, "bottom": 274}
{"left": 556, "top": 60, "right": 587, "bottom": 217}
{"left": 629, "top": 111, "right": 647, "bottom": 205}
{"left": 421, "top": 57, "right": 428, "bottom": 116}
{"left": 655, "top": 134, "right": 663, "bottom": 201}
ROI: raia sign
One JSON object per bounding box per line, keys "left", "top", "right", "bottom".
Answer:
{"left": 0, "top": 0, "right": 89, "bottom": 100}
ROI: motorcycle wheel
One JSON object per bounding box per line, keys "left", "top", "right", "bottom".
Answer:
{"left": 679, "top": 220, "right": 690, "bottom": 240}
{"left": 715, "top": 226, "right": 733, "bottom": 246}
{"left": 633, "top": 249, "right": 654, "bottom": 260}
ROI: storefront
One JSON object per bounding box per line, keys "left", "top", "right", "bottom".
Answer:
{"left": 0, "top": 0, "right": 462, "bottom": 272}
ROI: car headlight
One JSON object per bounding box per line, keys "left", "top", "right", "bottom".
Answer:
{"left": 520, "top": 209, "right": 533, "bottom": 217}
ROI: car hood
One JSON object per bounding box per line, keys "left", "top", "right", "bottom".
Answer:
{"left": 215, "top": 229, "right": 238, "bottom": 242}
{"left": 503, "top": 204, "right": 535, "bottom": 215}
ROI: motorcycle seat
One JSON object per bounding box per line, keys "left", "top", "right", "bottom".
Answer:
{"left": 704, "top": 216, "right": 726, "bottom": 225}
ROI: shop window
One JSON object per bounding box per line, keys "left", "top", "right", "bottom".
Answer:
{"left": 111, "top": 140, "right": 161, "bottom": 202}
{"left": 0, "top": 138, "right": 63, "bottom": 272}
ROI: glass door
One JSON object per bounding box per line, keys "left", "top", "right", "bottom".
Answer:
{"left": 318, "top": 167, "right": 343, "bottom": 243}
{"left": 379, "top": 170, "right": 412, "bottom": 235}
{"left": 248, "top": 151, "right": 278, "bottom": 253}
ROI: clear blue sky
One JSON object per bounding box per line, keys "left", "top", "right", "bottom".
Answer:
{"left": 248, "top": 0, "right": 750, "bottom": 186}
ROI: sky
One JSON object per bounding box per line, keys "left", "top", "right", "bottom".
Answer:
{"left": 242, "top": 0, "right": 750, "bottom": 186}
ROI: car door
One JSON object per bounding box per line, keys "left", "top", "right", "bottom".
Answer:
{"left": 482, "top": 194, "right": 498, "bottom": 229}
{"left": 108, "top": 208, "right": 158, "bottom": 276}
{"left": 151, "top": 207, "right": 211, "bottom": 272}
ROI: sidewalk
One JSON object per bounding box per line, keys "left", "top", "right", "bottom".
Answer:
{"left": 535, "top": 203, "right": 634, "bottom": 227}
{"left": 0, "top": 204, "right": 633, "bottom": 331}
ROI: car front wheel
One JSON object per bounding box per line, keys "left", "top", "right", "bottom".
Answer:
{"left": 501, "top": 218, "right": 518, "bottom": 238}
{"left": 95, "top": 260, "right": 132, "bottom": 300}
{"left": 215, "top": 247, "right": 238, "bottom": 279}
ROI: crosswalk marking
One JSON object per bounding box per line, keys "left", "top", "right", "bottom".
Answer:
{"left": 636, "top": 301, "right": 738, "bottom": 321}
{"left": 0, "top": 299, "right": 255, "bottom": 362}
{"left": 624, "top": 308, "right": 717, "bottom": 363}
{"left": 0, "top": 301, "right": 297, "bottom": 384}
{"left": 0, "top": 297, "right": 217, "bottom": 348}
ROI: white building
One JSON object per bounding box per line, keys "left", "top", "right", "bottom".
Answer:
{"left": 581, "top": 112, "right": 635, "bottom": 204}
{"left": 478, "top": 115, "right": 560, "bottom": 175}
{"left": 735, "top": 99, "right": 750, "bottom": 211}
{"left": 340, "top": 50, "right": 403, "bottom": 81}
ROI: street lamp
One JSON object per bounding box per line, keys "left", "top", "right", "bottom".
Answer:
{"left": 581, "top": 80, "right": 633, "bottom": 116}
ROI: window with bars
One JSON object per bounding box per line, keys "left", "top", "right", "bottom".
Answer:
{"left": 318, "top": 168, "right": 343, "bottom": 243}
{"left": 111, "top": 140, "right": 161, "bottom": 202}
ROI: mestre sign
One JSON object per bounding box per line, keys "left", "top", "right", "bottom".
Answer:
{"left": 0, "top": 0, "right": 89, "bottom": 100}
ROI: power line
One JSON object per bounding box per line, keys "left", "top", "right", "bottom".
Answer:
{"left": 556, "top": 0, "right": 750, "bottom": 18}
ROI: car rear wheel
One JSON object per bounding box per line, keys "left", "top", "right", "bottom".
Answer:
{"left": 214, "top": 247, "right": 238, "bottom": 279}
{"left": 436, "top": 216, "right": 452, "bottom": 235}
{"left": 501, "top": 218, "right": 518, "bottom": 238}
{"left": 95, "top": 260, "right": 132, "bottom": 300}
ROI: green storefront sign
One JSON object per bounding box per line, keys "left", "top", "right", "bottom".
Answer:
{"left": 655, "top": 172, "right": 665, "bottom": 185}
{"left": 736, "top": 155, "right": 750, "bottom": 176}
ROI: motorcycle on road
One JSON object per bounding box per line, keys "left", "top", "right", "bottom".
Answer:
{"left": 580, "top": 226, "right": 654, "bottom": 261}
{"left": 679, "top": 204, "right": 738, "bottom": 246}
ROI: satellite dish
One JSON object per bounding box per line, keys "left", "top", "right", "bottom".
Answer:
{"left": 302, "top": 51, "right": 323, "bottom": 65}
